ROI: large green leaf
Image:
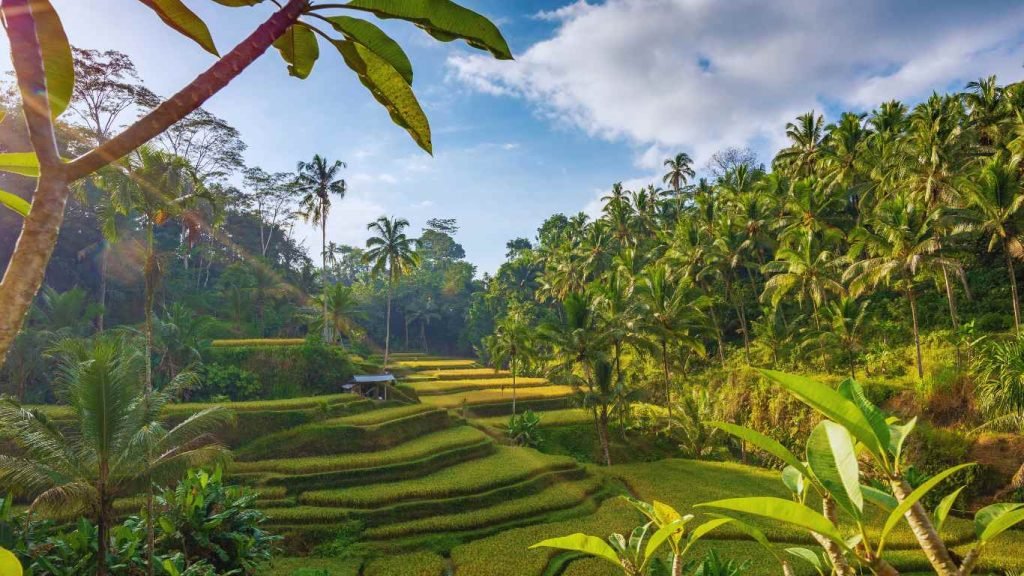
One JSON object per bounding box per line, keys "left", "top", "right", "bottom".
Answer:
{"left": 837, "top": 378, "right": 891, "bottom": 451}
{"left": 807, "top": 421, "right": 863, "bottom": 518}
{"left": 785, "top": 548, "right": 825, "bottom": 574}
{"left": 340, "top": 0, "right": 512, "bottom": 60}
{"left": 878, "top": 463, "right": 974, "bottom": 553}
{"left": 0, "top": 547, "right": 22, "bottom": 576}
{"left": 933, "top": 485, "right": 965, "bottom": 533}
{"left": 862, "top": 485, "right": 898, "bottom": 512}
{"left": 0, "top": 190, "right": 31, "bottom": 218}
{"left": 0, "top": 153, "right": 41, "bottom": 177}
{"left": 137, "top": 0, "right": 218, "bottom": 55}
{"left": 273, "top": 23, "right": 320, "bottom": 79}
{"left": 708, "top": 421, "right": 809, "bottom": 477}
{"left": 781, "top": 465, "right": 805, "bottom": 497}
{"left": 696, "top": 497, "right": 845, "bottom": 545}
{"left": 710, "top": 514, "right": 780, "bottom": 561}
{"left": 680, "top": 518, "right": 733, "bottom": 558}
{"left": 976, "top": 502, "right": 1024, "bottom": 543}
{"left": 325, "top": 16, "right": 413, "bottom": 84}
{"left": 530, "top": 533, "right": 621, "bottom": 568}
{"left": 760, "top": 370, "right": 886, "bottom": 460}
{"left": 644, "top": 518, "right": 684, "bottom": 563}
{"left": 888, "top": 417, "right": 917, "bottom": 466}
{"left": 331, "top": 39, "right": 432, "bottom": 153}
{"left": 28, "top": 0, "right": 74, "bottom": 118}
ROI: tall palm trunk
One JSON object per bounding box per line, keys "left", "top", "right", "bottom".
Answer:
{"left": 321, "top": 210, "right": 330, "bottom": 342}
{"left": 98, "top": 245, "right": 108, "bottom": 332}
{"left": 144, "top": 224, "right": 155, "bottom": 393}
{"left": 661, "top": 340, "right": 672, "bottom": 419}
{"left": 907, "top": 286, "right": 924, "bottom": 379}
{"left": 1006, "top": 239, "right": 1021, "bottom": 334}
{"left": 707, "top": 303, "right": 726, "bottom": 367}
{"left": 598, "top": 404, "right": 612, "bottom": 466}
{"left": 890, "top": 479, "right": 959, "bottom": 575}
{"left": 97, "top": 463, "right": 111, "bottom": 576}
{"left": 383, "top": 278, "right": 393, "bottom": 372}
{"left": 511, "top": 351, "right": 517, "bottom": 417}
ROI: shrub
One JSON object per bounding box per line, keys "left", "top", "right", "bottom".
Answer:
{"left": 192, "top": 363, "right": 262, "bottom": 401}
{"left": 508, "top": 410, "right": 544, "bottom": 448}
{"left": 207, "top": 342, "right": 355, "bottom": 399}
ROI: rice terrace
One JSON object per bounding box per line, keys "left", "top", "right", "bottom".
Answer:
{"left": 3, "top": 1, "right": 1024, "bottom": 575}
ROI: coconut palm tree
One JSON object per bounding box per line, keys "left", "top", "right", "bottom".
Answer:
{"left": 663, "top": 152, "right": 696, "bottom": 212}
{"left": 818, "top": 295, "right": 870, "bottom": 378}
{"left": 958, "top": 154, "right": 1024, "bottom": 332}
{"left": 364, "top": 216, "right": 420, "bottom": 371}
{"left": 488, "top": 304, "right": 531, "bottom": 416}
{"left": 761, "top": 235, "right": 846, "bottom": 325}
{"left": 295, "top": 155, "right": 347, "bottom": 340}
{"left": 844, "top": 195, "right": 963, "bottom": 378}
{"left": 311, "top": 283, "right": 364, "bottom": 347}
{"left": 636, "top": 264, "right": 707, "bottom": 416}
{"left": 99, "top": 146, "right": 204, "bottom": 393}
{"left": 775, "top": 111, "right": 826, "bottom": 177}
{"left": 0, "top": 335, "right": 230, "bottom": 576}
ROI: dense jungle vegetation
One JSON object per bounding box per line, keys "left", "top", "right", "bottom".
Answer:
{"left": 3, "top": 0, "right": 1024, "bottom": 575}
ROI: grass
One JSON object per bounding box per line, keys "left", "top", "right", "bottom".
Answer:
{"left": 423, "top": 368, "right": 512, "bottom": 379}
{"left": 420, "top": 385, "right": 575, "bottom": 409}
{"left": 409, "top": 377, "right": 549, "bottom": 395}
{"left": 364, "top": 552, "right": 447, "bottom": 576}
{"left": 232, "top": 427, "right": 489, "bottom": 475}
{"left": 32, "top": 393, "right": 363, "bottom": 420}
{"left": 474, "top": 408, "right": 594, "bottom": 428}
{"left": 397, "top": 359, "right": 479, "bottom": 369}
{"left": 299, "top": 447, "right": 579, "bottom": 508}
{"left": 332, "top": 404, "right": 436, "bottom": 425}
{"left": 362, "top": 475, "right": 608, "bottom": 540}
{"left": 210, "top": 338, "right": 306, "bottom": 347}
{"left": 262, "top": 557, "right": 362, "bottom": 576}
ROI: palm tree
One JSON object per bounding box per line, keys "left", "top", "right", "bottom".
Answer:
{"left": 636, "top": 264, "right": 707, "bottom": 416}
{"left": 844, "top": 195, "right": 963, "bottom": 378}
{"left": 312, "top": 283, "right": 364, "bottom": 347}
{"left": 489, "top": 304, "right": 531, "bottom": 416}
{"left": 0, "top": 335, "right": 230, "bottom": 576}
{"left": 761, "top": 235, "right": 846, "bottom": 326}
{"left": 364, "top": 216, "right": 420, "bottom": 371}
{"left": 99, "top": 145, "right": 203, "bottom": 393}
{"left": 959, "top": 155, "right": 1024, "bottom": 331}
{"left": 663, "top": 152, "right": 696, "bottom": 212}
{"left": 295, "top": 154, "right": 347, "bottom": 341}
{"left": 819, "top": 296, "right": 869, "bottom": 378}
{"left": 775, "top": 111, "right": 826, "bottom": 177}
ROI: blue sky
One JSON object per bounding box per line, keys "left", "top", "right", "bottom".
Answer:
{"left": 6, "top": 1, "right": 1024, "bottom": 274}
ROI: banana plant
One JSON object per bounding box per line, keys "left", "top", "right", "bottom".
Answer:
{"left": 530, "top": 497, "right": 732, "bottom": 576}
{"left": 703, "top": 369, "right": 1024, "bottom": 576}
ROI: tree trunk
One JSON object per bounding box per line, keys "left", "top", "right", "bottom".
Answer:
{"left": 708, "top": 305, "right": 726, "bottom": 367}
{"left": 145, "top": 224, "right": 155, "bottom": 393}
{"left": 98, "top": 244, "right": 108, "bottom": 332}
{"left": 812, "top": 497, "right": 855, "bottom": 576}
{"left": 0, "top": 0, "right": 307, "bottom": 364}
{"left": 598, "top": 404, "right": 612, "bottom": 466}
{"left": 383, "top": 280, "right": 392, "bottom": 372}
{"left": 907, "top": 286, "right": 924, "bottom": 380}
{"left": 97, "top": 474, "right": 110, "bottom": 576}
{"left": 321, "top": 211, "right": 330, "bottom": 342}
{"left": 511, "top": 354, "right": 517, "bottom": 417}
{"left": 890, "top": 479, "right": 959, "bottom": 576}
{"left": 1007, "top": 240, "right": 1021, "bottom": 335}
{"left": 661, "top": 340, "right": 672, "bottom": 419}
{"left": 421, "top": 321, "right": 428, "bottom": 353}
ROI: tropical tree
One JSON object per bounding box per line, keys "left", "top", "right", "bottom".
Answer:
{"left": 844, "top": 195, "right": 963, "bottom": 379}
{"left": 0, "top": 0, "right": 512, "bottom": 363}
{"left": 818, "top": 296, "right": 869, "bottom": 378}
{"left": 364, "top": 216, "right": 420, "bottom": 371}
{"left": 775, "top": 111, "right": 826, "bottom": 177}
{"left": 0, "top": 335, "right": 230, "bottom": 576}
{"left": 958, "top": 155, "right": 1024, "bottom": 332}
{"left": 663, "top": 152, "right": 696, "bottom": 212}
{"left": 295, "top": 154, "right": 346, "bottom": 341}
{"left": 311, "top": 283, "right": 363, "bottom": 347}
{"left": 761, "top": 235, "right": 846, "bottom": 327}
{"left": 488, "top": 303, "right": 532, "bottom": 416}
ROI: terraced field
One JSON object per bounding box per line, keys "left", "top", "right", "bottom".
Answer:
{"left": 253, "top": 355, "right": 1024, "bottom": 575}
{"left": 228, "top": 354, "right": 608, "bottom": 566}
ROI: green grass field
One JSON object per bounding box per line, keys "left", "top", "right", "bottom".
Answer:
{"left": 420, "top": 385, "right": 575, "bottom": 408}
{"left": 409, "top": 376, "right": 550, "bottom": 395}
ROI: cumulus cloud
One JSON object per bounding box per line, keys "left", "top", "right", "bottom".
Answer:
{"left": 449, "top": 0, "right": 1024, "bottom": 164}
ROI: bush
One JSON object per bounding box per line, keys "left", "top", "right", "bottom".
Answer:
{"left": 192, "top": 363, "right": 262, "bottom": 401}
{"left": 508, "top": 410, "right": 543, "bottom": 447}
{"left": 207, "top": 342, "right": 355, "bottom": 399}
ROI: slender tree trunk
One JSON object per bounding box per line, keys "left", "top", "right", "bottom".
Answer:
{"left": 708, "top": 305, "right": 726, "bottom": 367}
{"left": 907, "top": 286, "right": 924, "bottom": 380}
{"left": 0, "top": 0, "right": 308, "bottom": 363}
{"left": 145, "top": 224, "right": 155, "bottom": 393}
{"left": 421, "top": 321, "right": 428, "bottom": 353}
{"left": 321, "top": 211, "right": 330, "bottom": 342}
{"left": 511, "top": 352, "right": 517, "bottom": 417}
{"left": 383, "top": 280, "right": 392, "bottom": 372}
{"left": 661, "top": 340, "right": 673, "bottom": 419}
{"left": 890, "top": 479, "right": 959, "bottom": 575}
{"left": 813, "top": 497, "right": 855, "bottom": 576}
{"left": 1007, "top": 240, "right": 1021, "bottom": 335}
{"left": 98, "top": 244, "right": 108, "bottom": 332}
{"left": 598, "top": 404, "right": 612, "bottom": 466}
{"left": 146, "top": 449, "right": 155, "bottom": 576}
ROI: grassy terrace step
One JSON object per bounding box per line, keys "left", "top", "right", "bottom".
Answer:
{"left": 474, "top": 408, "right": 593, "bottom": 428}
{"left": 267, "top": 468, "right": 587, "bottom": 528}
{"left": 234, "top": 427, "right": 488, "bottom": 475}
{"left": 236, "top": 406, "right": 450, "bottom": 460}
{"left": 409, "top": 377, "right": 550, "bottom": 396}
{"left": 421, "top": 368, "right": 512, "bottom": 380}
{"left": 361, "top": 476, "right": 609, "bottom": 540}
{"left": 465, "top": 397, "right": 575, "bottom": 418}
{"left": 420, "top": 385, "right": 575, "bottom": 409}
{"left": 299, "top": 447, "right": 581, "bottom": 508}
{"left": 31, "top": 393, "right": 365, "bottom": 420}
{"left": 397, "top": 359, "right": 479, "bottom": 370}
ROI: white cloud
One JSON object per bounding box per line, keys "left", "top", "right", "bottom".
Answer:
{"left": 450, "top": 0, "right": 1024, "bottom": 165}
